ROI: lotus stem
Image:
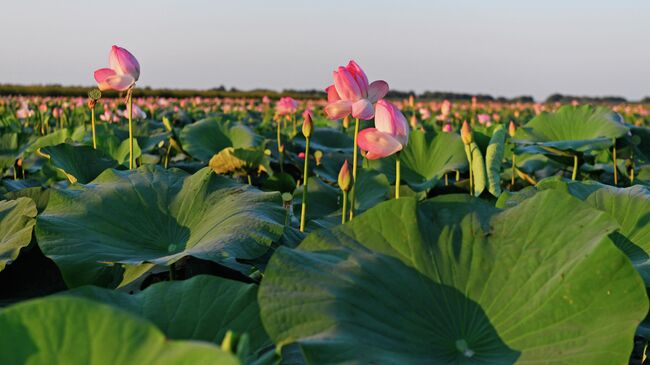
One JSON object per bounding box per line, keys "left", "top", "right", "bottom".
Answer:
{"left": 444, "top": 172, "right": 448, "bottom": 186}
{"left": 247, "top": 175, "right": 252, "bottom": 185}
{"left": 341, "top": 190, "right": 347, "bottom": 224}
{"left": 276, "top": 121, "right": 283, "bottom": 172}
{"left": 349, "top": 118, "right": 360, "bottom": 220}
{"left": 300, "top": 137, "right": 310, "bottom": 232}
{"left": 91, "top": 105, "right": 97, "bottom": 149}
{"left": 164, "top": 142, "right": 171, "bottom": 168}
{"left": 292, "top": 114, "right": 297, "bottom": 135}
{"left": 511, "top": 153, "right": 516, "bottom": 186}
{"left": 612, "top": 138, "right": 618, "bottom": 186}
{"left": 572, "top": 155, "right": 578, "bottom": 181}
{"left": 456, "top": 170, "right": 460, "bottom": 182}
{"left": 128, "top": 89, "right": 134, "bottom": 170}
{"left": 169, "top": 262, "right": 175, "bottom": 281}
{"left": 395, "top": 152, "right": 401, "bottom": 199}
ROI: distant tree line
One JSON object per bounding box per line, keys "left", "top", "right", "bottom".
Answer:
{"left": 545, "top": 93, "right": 629, "bottom": 104}
{"left": 0, "top": 84, "right": 642, "bottom": 104}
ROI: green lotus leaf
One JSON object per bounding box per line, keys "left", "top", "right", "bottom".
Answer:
{"left": 0, "top": 197, "right": 37, "bottom": 272}
{"left": 0, "top": 296, "right": 241, "bottom": 365}
{"left": 259, "top": 191, "right": 647, "bottom": 364}
{"left": 63, "top": 275, "right": 270, "bottom": 352}
{"left": 293, "top": 128, "right": 353, "bottom": 153}
{"left": 514, "top": 105, "right": 629, "bottom": 154}
{"left": 180, "top": 118, "right": 260, "bottom": 161}
{"left": 40, "top": 143, "right": 118, "bottom": 184}
{"left": 465, "top": 141, "right": 486, "bottom": 196}
{"left": 504, "top": 177, "right": 650, "bottom": 286}
{"left": 23, "top": 126, "right": 86, "bottom": 154}
{"left": 486, "top": 125, "right": 506, "bottom": 196}
{"left": 369, "top": 130, "right": 467, "bottom": 191}
{"left": 36, "top": 165, "right": 285, "bottom": 287}
{"left": 0, "top": 132, "right": 19, "bottom": 170}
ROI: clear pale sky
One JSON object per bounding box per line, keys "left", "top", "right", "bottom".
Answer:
{"left": 1, "top": 0, "right": 648, "bottom": 101}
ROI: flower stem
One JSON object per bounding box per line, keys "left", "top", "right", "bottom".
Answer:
{"left": 511, "top": 153, "right": 516, "bottom": 186}
{"left": 292, "top": 113, "right": 297, "bottom": 135}
{"left": 341, "top": 190, "right": 347, "bottom": 224}
{"left": 91, "top": 106, "right": 97, "bottom": 149}
{"left": 300, "top": 137, "right": 310, "bottom": 232}
{"left": 169, "top": 262, "right": 175, "bottom": 281}
{"left": 276, "top": 121, "right": 283, "bottom": 173}
{"left": 612, "top": 138, "right": 618, "bottom": 185}
{"left": 128, "top": 90, "right": 134, "bottom": 170}
{"left": 395, "top": 152, "right": 401, "bottom": 199}
{"left": 349, "top": 118, "right": 360, "bottom": 220}
{"left": 572, "top": 155, "right": 579, "bottom": 181}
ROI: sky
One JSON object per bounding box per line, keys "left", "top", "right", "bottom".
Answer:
{"left": 1, "top": 0, "right": 648, "bottom": 101}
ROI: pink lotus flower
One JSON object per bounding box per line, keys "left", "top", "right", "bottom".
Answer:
{"left": 477, "top": 114, "right": 491, "bottom": 125}
{"left": 122, "top": 103, "right": 147, "bottom": 120}
{"left": 276, "top": 97, "right": 298, "bottom": 116}
{"left": 357, "top": 100, "right": 409, "bottom": 159}
{"left": 298, "top": 152, "right": 306, "bottom": 159}
{"left": 324, "top": 60, "right": 389, "bottom": 120}
{"left": 94, "top": 45, "right": 140, "bottom": 91}
{"left": 440, "top": 99, "right": 452, "bottom": 116}
{"left": 442, "top": 124, "right": 453, "bottom": 133}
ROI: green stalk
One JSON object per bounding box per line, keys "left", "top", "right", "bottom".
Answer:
{"left": 341, "top": 190, "right": 347, "bottom": 224}
{"left": 128, "top": 90, "right": 134, "bottom": 170}
{"left": 276, "top": 120, "right": 283, "bottom": 173}
{"left": 612, "top": 138, "right": 618, "bottom": 186}
{"left": 395, "top": 152, "right": 401, "bottom": 199}
{"left": 572, "top": 155, "right": 579, "bottom": 181}
{"left": 349, "top": 118, "right": 360, "bottom": 220}
{"left": 292, "top": 114, "right": 297, "bottom": 135}
{"left": 299, "top": 137, "right": 311, "bottom": 232}
{"left": 169, "top": 262, "right": 175, "bottom": 281}
{"left": 91, "top": 106, "right": 97, "bottom": 149}
{"left": 511, "top": 153, "right": 516, "bottom": 186}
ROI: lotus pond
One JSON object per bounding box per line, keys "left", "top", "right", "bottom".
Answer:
{"left": 2, "top": 58, "right": 650, "bottom": 365}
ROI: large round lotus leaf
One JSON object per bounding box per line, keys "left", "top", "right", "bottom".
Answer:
{"left": 259, "top": 191, "right": 647, "bottom": 365}
{"left": 0, "top": 132, "right": 20, "bottom": 170}
{"left": 180, "top": 118, "right": 260, "bottom": 161}
{"left": 293, "top": 128, "right": 353, "bottom": 152}
{"left": 0, "top": 197, "right": 37, "bottom": 272}
{"left": 505, "top": 177, "right": 650, "bottom": 287}
{"left": 368, "top": 130, "right": 467, "bottom": 191}
{"left": 40, "top": 143, "right": 118, "bottom": 184}
{"left": 64, "top": 275, "right": 269, "bottom": 351}
{"left": 36, "top": 165, "right": 285, "bottom": 287}
{"left": 0, "top": 296, "right": 241, "bottom": 365}
{"left": 23, "top": 126, "right": 86, "bottom": 154}
{"left": 515, "top": 105, "right": 629, "bottom": 154}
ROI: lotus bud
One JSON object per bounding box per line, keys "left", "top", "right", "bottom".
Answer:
{"left": 461, "top": 121, "right": 473, "bottom": 145}
{"left": 409, "top": 114, "right": 417, "bottom": 129}
{"left": 302, "top": 112, "right": 313, "bottom": 138}
{"left": 314, "top": 150, "right": 323, "bottom": 166}
{"left": 408, "top": 95, "right": 415, "bottom": 108}
{"left": 338, "top": 160, "right": 352, "bottom": 192}
{"left": 343, "top": 115, "right": 350, "bottom": 129}
{"left": 278, "top": 144, "right": 285, "bottom": 153}
{"left": 508, "top": 121, "right": 517, "bottom": 138}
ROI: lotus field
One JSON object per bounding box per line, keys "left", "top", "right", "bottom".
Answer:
{"left": 2, "top": 46, "right": 650, "bottom": 365}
